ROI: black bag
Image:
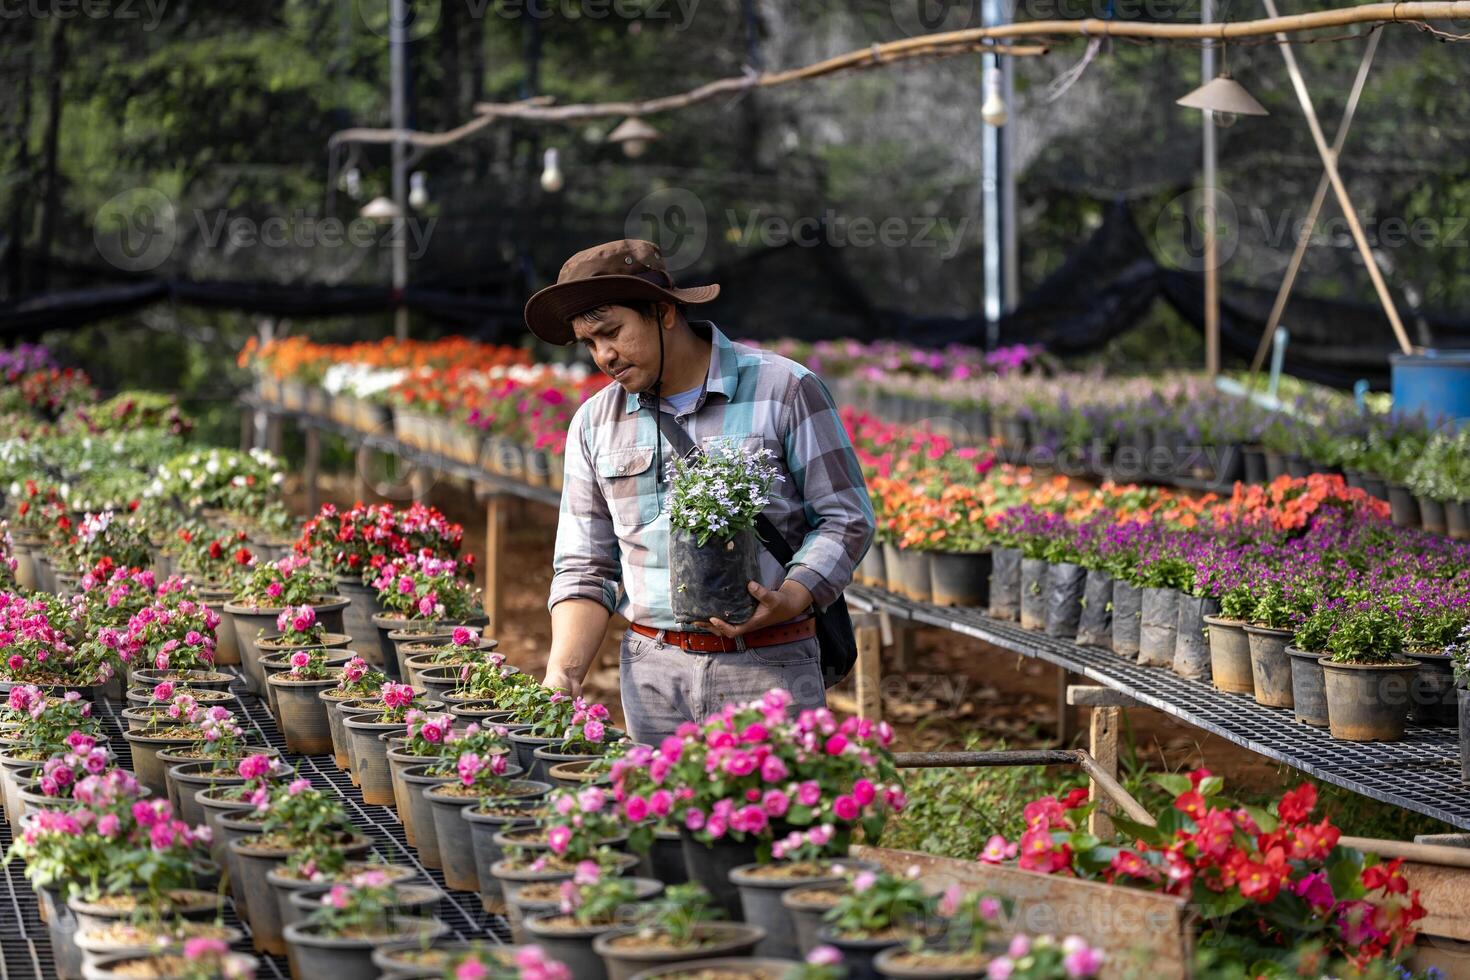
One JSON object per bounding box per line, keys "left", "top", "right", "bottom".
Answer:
{"left": 650, "top": 407, "right": 859, "bottom": 688}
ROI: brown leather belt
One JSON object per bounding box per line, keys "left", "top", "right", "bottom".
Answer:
{"left": 629, "top": 616, "right": 816, "bottom": 654}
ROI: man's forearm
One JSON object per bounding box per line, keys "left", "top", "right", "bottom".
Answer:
{"left": 546, "top": 598, "right": 613, "bottom": 689}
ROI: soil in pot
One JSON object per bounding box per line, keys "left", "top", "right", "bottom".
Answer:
{"left": 280, "top": 875, "right": 437, "bottom": 933}
{"left": 987, "top": 547, "right": 1021, "bottom": 621}
{"left": 1110, "top": 581, "right": 1142, "bottom": 660}
{"left": 75, "top": 921, "right": 241, "bottom": 971}
{"left": 1322, "top": 658, "right": 1420, "bottom": 742}
{"left": 1245, "top": 625, "right": 1295, "bottom": 709}
{"left": 873, "top": 946, "right": 988, "bottom": 979}
{"left": 81, "top": 950, "right": 259, "bottom": 980}
{"left": 729, "top": 859, "right": 878, "bottom": 960}
{"left": 618, "top": 958, "right": 800, "bottom": 980}
{"left": 509, "top": 877, "right": 663, "bottom": 945}
{"left": 1285, "top": 647, "right": 1330, "bottom": 728}
{"left": 594, "top": 922, "right": 767, "bottom": 980}
{"left": 1203, "top": 616, "right": 1254, "bottom": 695}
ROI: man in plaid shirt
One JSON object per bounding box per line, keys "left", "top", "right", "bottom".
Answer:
{"left": 525, "top": 239, "right": 875, "bottom": 744}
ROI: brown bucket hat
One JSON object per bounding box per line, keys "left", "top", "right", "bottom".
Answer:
{"left": 524, "top": 239, "right": 720, "bottom": 346}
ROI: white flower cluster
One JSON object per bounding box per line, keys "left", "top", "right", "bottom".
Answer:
{"left": 666, "top": 440, "right": 783, "bottom": 545}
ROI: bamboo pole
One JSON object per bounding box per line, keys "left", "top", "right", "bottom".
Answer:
{"left": 330, "top": 2, "right": 1470, "bottom": 149}
{"left": 1248, "top": 29, "right": 1383, "bottom": 375}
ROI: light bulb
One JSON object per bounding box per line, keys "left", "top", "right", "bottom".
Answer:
{"left": 408, "top": 171, "right": 429, "bottom": 209}
{"left": 540, "top": 148, "right": 564, "bottom": 193}
{"left": 622, "top": 139, "right": 648, "bottom": 159}
{"left": 981, "top": 67, "right": 1008, "bottom": 128}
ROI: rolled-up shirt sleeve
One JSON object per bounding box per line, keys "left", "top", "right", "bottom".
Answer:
{"left": 780, "top": 371, "right": 875, "bottom": 610}
{"left": 548, "top": 405, "right": 621, "bottom": 614}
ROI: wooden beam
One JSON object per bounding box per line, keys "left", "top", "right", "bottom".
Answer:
{"left": 1088, "top": 705, "right": 1122, "bottom": 839}
{"left": 483, "top": 493, "right": 508, "bottom": 635}
{"left": 854, "top": 611, "right": 883, "bottom": 722}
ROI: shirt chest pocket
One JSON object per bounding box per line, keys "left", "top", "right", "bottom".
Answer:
{"left": 597, "top": 445, "right": 659, "bottom": 530}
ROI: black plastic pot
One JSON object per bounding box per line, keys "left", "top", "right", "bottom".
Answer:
{"left": 1043, "top": 562, "right": 1086, "bottom": 640}
{"left": 1111, "top": 580, "right": 1142, "bottom": 660}
{"left": 1075, "top": 569, "right": 1113, "bottom": 650}
{"left": 856, "top": 543, "right": 887, "bottom": 589}
{"left": 1245, "top": 625, "right": 1295, "bottom": 709}
{"left": 1418, "top": 496, "right": 1449, "bottom": 535}
{"left": 1407, "top": 652, "right": 1458, "bottom": 727}
{"left": 670, "top": 527, "right": 759, "bottom": 625}
{"left": 816, "top": 926, "right": 906, "bottom": 980}
{"left": 1137, "top": 587, "right": 1178, "bottom": 668}
{"left": 1387, "top": 484, "right": 1421, "bottom": 528}
{"left": 1322, "top": 659, "right": 1418, "bottom": 742}
{"left": 1264, "top": 450, "right": 1287, "bottom": 481}
{"left": 1362, "top": 473, "right": 1389, "bottom": 502}
{"left": 593, "top": 922, "right": 766, "bottom": 980}
{"left": 1242, "top": 446, "right": 1266, "bottom": 484}
{"left": 1459, "top": 689, "right": 1470, "bottom": 787}
{"left": 729, "top": 860, "right": 878, "bottom": 960}
{"left": 1203, "top": 616, "right": 1254, "bottom": 695}
{"left": 1172, "top": 595, "right": 1218, "bottom": 681}
{"left": 1019, "top": 558, "right": 1048, "bottom": 631}
{"left": 891, "top": 548, "right": 933, "bottom": 603}
{"left": 1286, "top": 647, "right": 1329, "bottom": 727}
{"left": 929, "top": 549, "right": 987, "bottom": 608}
{"left": 987, "top": 547, "right": 1021, "bottom": 622}
{"left": 1446, "top": 501, "right": 1470, "bottom": 541}
{"left": 680, "top": 827, "right": 760, "bottom": 920}
{"left": 464, "top": 802, "right": 546, "bottom": 912}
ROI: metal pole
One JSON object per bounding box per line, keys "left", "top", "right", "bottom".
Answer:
{"left": 390, "top": 0, "right": 409, "bottom": 341}
{"left": 1202, "top": 0, "right": 1220, "bottom": 376}
{"left": 981, "top": 0, "right": 1008, "bottom": 349}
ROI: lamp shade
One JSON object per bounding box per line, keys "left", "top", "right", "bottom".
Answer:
{"left": 1176, "top": 73, "right": 1268, "bottom": 116}
{"left": 360, "top": 196, "right": 403, "bottom": 221}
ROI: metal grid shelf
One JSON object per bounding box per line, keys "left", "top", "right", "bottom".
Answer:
{"left": 1, "top": 682, "right": 509, "bottom": 980}
{"left": 848, "top": 584, "right": 1470, "bottom": 830}
{"left": 243, "top": 397, "right": 563, "bottom": 508}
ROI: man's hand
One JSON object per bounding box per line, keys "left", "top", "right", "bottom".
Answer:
{"left": 700, "top": 579, "right": 813, "bottom": 638}
{"left": 541, "top": 661, "right": 584, "bottom": 699}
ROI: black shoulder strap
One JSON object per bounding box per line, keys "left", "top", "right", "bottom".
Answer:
{"left": 648, "top": 404, "right": 797, "bottom": 566}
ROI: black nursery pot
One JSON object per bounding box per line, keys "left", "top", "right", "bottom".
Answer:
{"left": 1172, "top": 595, "right": 1218, "bottom": 681}
{"left": 1019, "top": 558, "right": 1048, "bottom": 631}
{"left": 1043, "top": 562, "right": 1086, "bottom": 640}
{"left": 1286, "top": 647, "right": 1329, "bottom": 727}
{"left": 1407, "top": 652, "right": 1458, "bottom": 727}
{"left": 1137, "top": 587, "right": 1179, "bottom": 668}
{"left": 1075, "top": 569, "right": 1114, "bottom": 650}
{"left": 1459, "top": 688, "right": 1470, "bottom": 787}
{"left": 988, "top": 547, "right": 1021, "bottom": 621}
{"left": 1111, "top": 580, "right": 1143, "bottom": 660}
{"left": 670, "top": 527, "right": 759, "bottom": 626}
{"left": 928, "top": 550, "right": 989, "bottom": 608}
{"left": 1387, "top": 484, "right": 1421, "bottom": 529}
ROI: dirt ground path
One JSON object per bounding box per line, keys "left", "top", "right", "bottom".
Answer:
{"left": 310, "top": 475, "right": 1287, "bottom": 795}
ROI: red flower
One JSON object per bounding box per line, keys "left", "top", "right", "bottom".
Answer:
{"left": 1061, "top": 788, "right": 1090, "bottom": 810}
{"left": 1278, "top": 783, "right": 1316, "bottom": 825}
{"left": 1174, "top": 790, "right": 1206, "bottom": 820}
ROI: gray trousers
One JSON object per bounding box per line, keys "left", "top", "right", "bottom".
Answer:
{"left": 619, "top": 628, "right": 827, "bottom": 746}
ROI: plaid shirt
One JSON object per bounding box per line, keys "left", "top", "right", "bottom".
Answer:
{"left": 549, "top": 322, "right": 874, "bottom": 629}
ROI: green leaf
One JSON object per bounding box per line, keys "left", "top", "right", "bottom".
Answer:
{"left": 1151, "top": 773, "right": 1192, "bottom": 798}
{"left": 1242, "top": 805, "right": 1278, "bottom": 834}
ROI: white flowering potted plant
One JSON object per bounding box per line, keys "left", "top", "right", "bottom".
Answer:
{"left": 666, "top": 440, "right": 782, "bottom": 626}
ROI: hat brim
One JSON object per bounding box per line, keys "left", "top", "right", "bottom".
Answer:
{"left": 524, "top": 275, "right": 720, "bottom": 345}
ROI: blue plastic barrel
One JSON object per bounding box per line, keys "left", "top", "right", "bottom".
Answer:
{"left": 1391, "top": 350, "right": 1470, "bottom": 421}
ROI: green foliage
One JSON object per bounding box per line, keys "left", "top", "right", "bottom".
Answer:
{"left": 633, "top": 883, "right": 719, "bottom": 946}
{"left": 1326, "top": 609, "right": 1405, "bottom": 664}
{"left": 824, "top": 870, "right": 937, "bottom": 939}
{"left": 1407, "top": 428, "right": 1470, "bottom": 502}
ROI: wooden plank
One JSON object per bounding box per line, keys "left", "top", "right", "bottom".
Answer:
{"left": 1057, "top": 669, "right": 1080, "bottom": 747}
{"left": 854, "top": 845, "right": 1193, "bottom": 979}
{"left": 854, "top": 611, "right": 882, "bottom": 722}
{"left": 483, "top": 494, "right": 508, "bottom": 634}
{"left": 1067, "top": 685, "right": 1139, "bottom": 708}
{"left": 1088, "top": 706, "right": 1121, "bottom": 839}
